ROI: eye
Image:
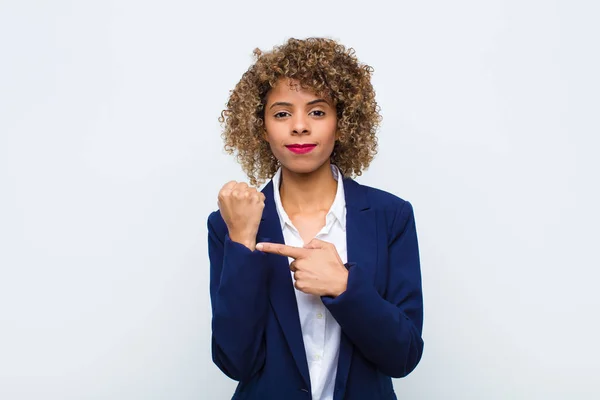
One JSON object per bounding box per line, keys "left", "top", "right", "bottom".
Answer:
{"left": 273, "top": 111, "right": 290, "bottom": 119}
{"left": 310, "top": 110, "right": 326, "bottom": 117}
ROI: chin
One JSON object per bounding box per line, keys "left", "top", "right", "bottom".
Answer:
{"left": 280, "top": 159, "right": 330, "bottom": 175}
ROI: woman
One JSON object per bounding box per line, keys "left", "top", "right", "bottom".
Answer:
{"left": 207, "top": 37, "right": 424, "bottom": 400}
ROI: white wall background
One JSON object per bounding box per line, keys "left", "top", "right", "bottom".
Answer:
{"left": 1, "top": 1, "right": 598, "bottom": 399}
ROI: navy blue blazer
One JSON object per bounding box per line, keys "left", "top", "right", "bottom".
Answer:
{"left": 207, "top": 177, "right": 424, "bottom": 400}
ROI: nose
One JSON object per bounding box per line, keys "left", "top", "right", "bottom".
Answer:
{"left": 291, "top": 114, "right": 310, "bottom": 135}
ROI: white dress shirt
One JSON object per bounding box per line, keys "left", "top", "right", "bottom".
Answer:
{"left": 272, "top": 164, "right": 347, "bottom": 400}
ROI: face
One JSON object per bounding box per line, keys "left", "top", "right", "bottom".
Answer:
{"left": 263, "top": 78, "right": 338, "bottom": 175}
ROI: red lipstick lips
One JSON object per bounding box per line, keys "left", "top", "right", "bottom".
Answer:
{"left": 285, "top": 143, "right": 317, "bottom": 154}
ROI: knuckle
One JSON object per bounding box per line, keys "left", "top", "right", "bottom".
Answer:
{"left": 221, "top": 181, "right": 236, "bottom": 191}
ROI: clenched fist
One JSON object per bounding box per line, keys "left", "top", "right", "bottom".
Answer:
{"left": 217, "top": 181, "right": 265, "bottom": 250}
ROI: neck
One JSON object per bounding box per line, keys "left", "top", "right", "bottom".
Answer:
{"left": 279, "top": 162, "right": 337, "bottom": 215}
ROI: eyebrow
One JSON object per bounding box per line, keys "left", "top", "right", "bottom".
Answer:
{"left": 269, "top": 98, "right": 329, "bottom": 110}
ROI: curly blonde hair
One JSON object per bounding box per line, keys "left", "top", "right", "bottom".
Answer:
{"left": 219, "top": 37, "right": 381, "bottom": 186}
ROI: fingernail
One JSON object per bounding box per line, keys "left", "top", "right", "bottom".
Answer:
{"left": 256, "top": 243, "right": 264, "bottom": 250}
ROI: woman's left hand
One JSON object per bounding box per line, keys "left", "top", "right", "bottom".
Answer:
{"left": 256, "top": 238, "right": 349, "bottom": 297}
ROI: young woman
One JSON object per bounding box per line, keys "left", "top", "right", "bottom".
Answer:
{"left": 207, "top": 37, "right": 424, "bottom": 400}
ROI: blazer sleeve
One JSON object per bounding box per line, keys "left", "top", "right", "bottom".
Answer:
{"left": 321, "top": 200, "right": 424, "bottom": 378}
{"left": 207, "top": 212, "right": 270, "bottom": 381}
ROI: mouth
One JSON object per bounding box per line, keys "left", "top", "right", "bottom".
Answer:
{"left": 285, "top": 143, "right": 317, "bottom": 154}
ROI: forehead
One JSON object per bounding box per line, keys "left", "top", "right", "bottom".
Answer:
{"left": 266, "top": 78, "right": 331, "bottom": 104}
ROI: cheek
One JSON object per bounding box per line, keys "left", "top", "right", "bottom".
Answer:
{"left": 263, "top": 132, "right": 283, "bottom": 158}
{"left": 263, "top": 119, "right": 284, "bottom": 141}
{"left": 326, "top": 121, "right": 338, "bottom": 145}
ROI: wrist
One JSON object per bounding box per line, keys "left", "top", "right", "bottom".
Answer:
{"left": 228, "top": 232, "right": 256, "bottom": 251}
{"left": 330, "top": 269, "right": 349, "bottom": 298}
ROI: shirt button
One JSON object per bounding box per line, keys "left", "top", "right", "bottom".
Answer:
{"left": 314, "top": 354, "right": 321, "bottom": 361}
{"left": 316, "top": 313, "right": 323, "bottom": 319}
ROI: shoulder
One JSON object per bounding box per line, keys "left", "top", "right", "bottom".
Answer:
{"left": 365, "top": 184, "right": 409, "bottom": 209}
{"left": 346, "top": 178, "right": 413, "bottom": 212}
{"left": 345, "top": 179, "right": 416, "bottom": 236}
{"left": 366, "top": 184, "right": 414, "bottom": 226}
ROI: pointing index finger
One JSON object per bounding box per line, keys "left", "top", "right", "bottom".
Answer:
{"left": 256, "top": 242, "right": 307, "bottom": 259}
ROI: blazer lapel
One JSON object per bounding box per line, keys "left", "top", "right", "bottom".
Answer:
{"left": 259, "top": 181, "right": 311, "bottom": 390}
{"left": 334, "top": 178, "right": 377, "bottom": 400}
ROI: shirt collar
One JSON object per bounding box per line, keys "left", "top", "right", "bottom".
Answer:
{"left": 272, "top": 164, "right": 346, "bottom": 231}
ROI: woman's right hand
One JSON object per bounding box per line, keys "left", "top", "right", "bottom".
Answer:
{"left": 217, "top": 181, "right": 265, "bottom": 250}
